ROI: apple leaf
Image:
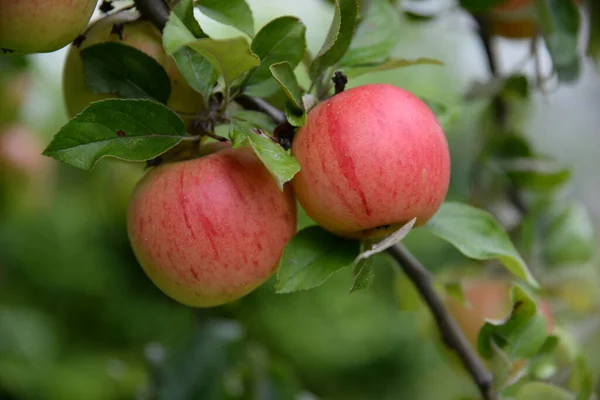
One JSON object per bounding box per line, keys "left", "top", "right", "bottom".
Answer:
{"left": 339, "top": 0, "right": 401, "bottom": 67}
{"left": 544, "top": 201, "right": 595, "bottom": 266}
{"left": 195, "top": 0, "right": 255, "bottom": 37}
{"left": 187, "top": 38, "right": 260, "bottom": 90}
{"left": 80, "top": 42, "right": 171, "bottom": 104}
{"left": 423, "top": 202, "right": 538, "bottom": 287}
{"left": 444, "top": 282, "right": 469, "bottom": 307}
{"left": 309, "top": 0, "right": 360, "bottom": 81}
{"left": 269, "top": 62, "right": 304, "bottom": 111}
{"left": 229, "top": 110, "right": 276, "bottom": 131}
{"left": 276, "top": 226, "right": 360, "bottom": 294}
{"left": 228, "top": 122, "right": 300, "bottom": 190}
{"left": 243, "top": 78, "right": 281, "bottom": 98}
{"left": 350, "top": 257, "right": 374, "bottom": 293}
{"left": 352, "top": 218, "right": 416, "bottom": 267}
{"left": 43, "top": 99, "right": 187, "bottom": 170}
{"left": 515, "top": 382, "right": 575, "bottom": 400}
{"left": 245, "top": 16, "right": 307, "bottom": 87}
{"left": 420, "top": 97, "right": 460, "bottom": 130}
{"left": 478, "top": 283, "right": 550, "bottom": 360}
{"left": 163, "top": 11, "right": 217, "bottom": 102}
{"left": 536, "top": 0, "right": 581, "bottom": 82}
{"left": 173, "top": 0, "right": 207, "bottom": 38}
{"left": 284, "top": 101, "right": 306, "bottom": 127}
{"left": 571, "top": 354, "right": 593, "bottom": 400}
{"left": 501, "top": 157, "right": 572, "bottom": 192}
{"left": 343, "top": 57, "right": 444, "bottom": 78}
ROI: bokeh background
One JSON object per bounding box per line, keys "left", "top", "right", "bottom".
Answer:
{"left": 1, "top": 0, "right": 599, "bottom": 399}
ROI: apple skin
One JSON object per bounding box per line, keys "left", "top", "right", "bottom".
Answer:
{"left": 291, "top": 83, "right": 450, "bottom": 239}
{"left": 0, "top": 0, "right": 97, "bottom": 54}
{"left": 127, "top": 147, "right": 297, "bottom": 307}
{"left": 62, "top": 10, "right": 204, "bottom": 119}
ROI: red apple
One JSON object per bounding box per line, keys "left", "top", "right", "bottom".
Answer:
{"left": 291, "top": 83, "right": 450, "bottom": 239}
{"left": 127, "top": 147, "right": 297, "bottom": 307}
{"left": 0, "top": 0, "right": 97, "bottom": 54}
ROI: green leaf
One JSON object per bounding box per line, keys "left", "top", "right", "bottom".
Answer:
{"left": 245, "top": 16, "right": 307, "bottom": 87}
{"left": 459, "top": 0, "right": 506, "bottom": 13}
{"left": 536, "top": 0, "right": 581, "bottom": 82}
{"left": 544, "top": 202, "right": 595, "bottom": 265}
{"left": 478, "top": 284, "right": 550, "bottom": 360}
{"left": 163, "top": 11, "right": 217, "bottom": 102}
{"left": 172, "top": 47, "right": 218, "bottom": 103}
{"left": 444, "top": 282, "right": 468, "bottom": 307}
{"left": 284, "top": 101, "right": 306, "bottom": 127}
{"left": 244, "top": 78, "right": 282, "bottom": 98}
{"left": 571, "top": 354, "right": 593, "bottom": 400}
{"left": 515, "top": 382, "right": 575, "bottom": 400}
{"left": 309, "top": 0, "right": 360, "bottom": 81}
{"left": 270, "top": 62, "right": 304, "bottom": 110}
{"left": 195, "top": 0, "right": 254, "bottom": 36}
{"left": 501, "top": 157, "right": 572, "bottom": 192}
{"left": 350, "top": 257, "right": 374, "bottom": 293}
{"left": 423, "top": 202, "right": 538, "bottom": 286}
{"left": 187, "top": 38, "right": 260, "bottom": 89}
{"left": 43, "top": 99, "right": 186, "bottom": 170}
{"left": 465, "top": 74, "right": 529, "bottom": 101}
{"left": 173, "top": 0, "right": 207, "bottom": 38}
{"left": 339, "top": 0, "right": 401, "bottom": 67}
{"left": 343, "top": 57, "right": 444, "bottom": 78}
{"left": 276, "top": 226, "right": 360, "bottom": 293}
{"left": 230, "top": 110, "right": 276, "bottom": 131}
{"left": 80, "top": 42, "right": 171, "bottom": 104}
{"left": 420, "top": 97, "right": 460, "bottom": 130}
{"left": 229, "top": 122, "right": 300, "bottom": 190}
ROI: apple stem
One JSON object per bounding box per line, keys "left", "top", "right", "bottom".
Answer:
{"left": 332, "top": 71, "right": 348, "bottom": 95}
{"left": 387, "top": 244, "right": 496, "bottom": 400}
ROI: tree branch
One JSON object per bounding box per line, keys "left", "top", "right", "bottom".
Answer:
{"left": 234, "top": 95, "right": 286, "bottom": 125}
{"left": 133, "top": 0, "right": 169, "bottom": 30}
{"left": 387, "top": 244, "right": 495, "bottom": 400}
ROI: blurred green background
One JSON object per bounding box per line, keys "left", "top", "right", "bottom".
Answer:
{"left": 1, "top": 1, "right": 599, "bottom": 399}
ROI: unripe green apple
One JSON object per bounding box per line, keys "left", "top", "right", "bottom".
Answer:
{"left": 62, "top": 10, "right": 204, "bottom": 119}
{"left": 291, "top": 83, "right": 450, "bottom": 239}
{"left": 0, "top": 0, "right": 97, "bottom": 54}
{"left": 127, "top": 147, "right": 297, "bottom": 307}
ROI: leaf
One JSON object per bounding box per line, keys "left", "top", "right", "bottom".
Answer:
{"left": 43, "top": 99, "right": 187, "bottom": 170}
{"left": 339, "top": 0, "right": 401, "bottom": 67}
{"left": 172, "top": 47, "right": 218, "bottom": 103}
{"left": 423, "top": 202, "right": 538, "bottom": 286}
{"left": 350, "top": 257, "right": 374, "bottom": 293}
{"left": 536, "top": 0, "right": 581, "bottom": 82}
{"left": 244, "top": 78, "right": 282, "bottom": 98}
{"left": 515, "top": 382, "right": 575, "bottom": 400}
{"left": 80, "top": 42, "right": 171, "bottom": 104}
{"left": 230, "top": 110, "right": 276, "bottom": 131}
{"left": 229, "top": 122, "right": 300, "bottom": 190}
{"left": 444, "top": 282, "right": 468, "bottom": 307}
{"left": 269, "top": 62, "right": 304, "bottom": 110}
{"left": 478, "top": 284, "right": 550, "bottom": 360}
{"left": 284, "top": 101, "right": 306, "bottom": 127}
{"left": 163, "top": 11, "right": 197, "bottom": 54}
{"left": 276, "top": 226, "right": 360, "bottom": 293}
{"left": 309, "top": 0, "right": 360, "bottom": 80}
{"left": 245, "top": 16, "right": 307, "bottom": 87}
{"left": 459, "top": 0, "right": 506, "bottom": 13}
{"left": 544, "top": 201, "right": 595, "bottom": 266}
{"left": 173, "top": 0, "right": 207, "bottom": 38}
{"left": 501, "top": 157, "right": 572, "bottom": 192}
{"left": 352, "top": 218, "right": 416, "bottom": 266}
{"left": 343, "top": 57, "right": 444, "bottom": 78}
{"left": 187, "top": 38, "right": 260, "bottom": 89}
{"left": 465, "top": 74, "right": 529, "bottom": 101}
{"left": 195, "top": 0, "right": 254, "bottom": 36}
{"left": 420, "top": 97, "right": 460, "bottom": 130}
{"left": 571, "top": 354, "right": 593, "bottom": 400}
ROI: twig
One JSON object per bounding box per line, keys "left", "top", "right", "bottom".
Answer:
{"left": 387, "top": 244, "right": 496, "bottom": 400}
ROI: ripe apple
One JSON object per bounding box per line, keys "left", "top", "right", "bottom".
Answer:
{"left": 0, "top": 0, "right": 97, "bottom": 54}
{"left": 291, "top": 83, "right": 450, "bottom": 239}
{"left": 62, "top": 10, "right": 204, "bottom": 120}
{"left": 489, "top": 0, "right": 582, "bottom": 39}
{"left": 127, "top": 147, "right": 297, "bottom": 307}
{"left": 444, "top": 280, "right": 554, "bottom": 374}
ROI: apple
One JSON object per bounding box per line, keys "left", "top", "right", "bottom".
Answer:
{"left": 62, "top": 10, "right": 204, "bottom": 120}
{"left": 489, "top": 0, "right": 582, "bottom": 39}
{"left": 127, "top": 147, "right": 297, "bottom": 307}
{"left": 0, "top": 0, "right": 97, "bottom": 54}
{"left": 291, "top": 83, "right": 450, "bottom": 239}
